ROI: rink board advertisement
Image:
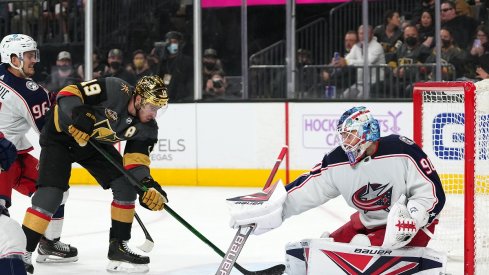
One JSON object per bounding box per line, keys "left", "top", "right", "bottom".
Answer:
{"left": 26, "top": 102, "right": 412, "bottom": 186}
{"left": 420, "top": 101, "right": 489, "bottom": 193}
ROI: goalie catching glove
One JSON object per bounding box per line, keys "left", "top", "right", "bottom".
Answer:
{"left": 137, "top": 177, "right": 168, "bottom": 211}
{"left": 227, "top": 180, "right": 287, "bottom": 235}
{"left": 68, "top": 105, "right": 96, "bottom": 147}
{"left": 382, "top": 194, "right": 429, "bottom": 249}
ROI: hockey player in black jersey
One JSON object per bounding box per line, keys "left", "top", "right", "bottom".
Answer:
{"left": 21, "top": 75, "right": 169, "bottom": 273}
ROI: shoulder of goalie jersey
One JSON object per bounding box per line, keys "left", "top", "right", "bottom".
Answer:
{"left": 374, "top": 135, "right": 423, "bottom": 156}
{"left": 323, "top": 146, "right": 349, "bottom": 166}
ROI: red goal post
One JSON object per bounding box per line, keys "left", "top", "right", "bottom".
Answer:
{"left": 413, "top": 81, "right": 489, "bottom": 275}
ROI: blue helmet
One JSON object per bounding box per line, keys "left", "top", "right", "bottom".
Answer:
{"left": 336, "top": 106, "right": 380, "bottom": 164}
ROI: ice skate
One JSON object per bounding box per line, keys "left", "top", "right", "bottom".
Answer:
{"left": 36, "top": 236, "right": 78, "bottom": 263}
{"left": 107, "top": 238, "right": 149, "bottom": 273}
{"left": 23, "top": 251, "right": 34, "bottom": 274}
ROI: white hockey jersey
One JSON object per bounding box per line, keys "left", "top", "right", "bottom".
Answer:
{"left": 0, "top": 64, "right": 53, "bottom": 152}
{"left": 283, "top": 135, "right": 445, "bottom": 229}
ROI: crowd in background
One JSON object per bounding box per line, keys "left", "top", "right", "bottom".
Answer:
{"left": 303, "top": 0, "right": 489, "bottom": 99}
{"left": 2, "top": 0, "right": 489, "bottom": 100}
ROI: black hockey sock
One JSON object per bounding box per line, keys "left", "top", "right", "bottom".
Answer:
{"left": 110, "top": 221, "right": 132, "bottom": 240}
{"left": 23, "top": 207, "right": 53, "bottom": 252}
{"left": 23, "top": 226, "right": 44, "bottom": 252}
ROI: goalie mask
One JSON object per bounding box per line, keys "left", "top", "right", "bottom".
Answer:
{"left": 337, "top": 106, "right": 380, "bottom": 165}
{"left": 134, "top": 75, "right": 169, "bottom": 112}
{"left": 0, "top": 34, "right": 39, "bottom": 74}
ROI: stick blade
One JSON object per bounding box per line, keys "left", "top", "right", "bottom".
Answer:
{"left": 137, "top": 239, "right": 154, "bottom": 253}
{"left": 245, "top": 264, "right": 286, "bottom": 275}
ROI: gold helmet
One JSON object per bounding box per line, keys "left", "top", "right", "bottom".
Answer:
{"left": 134, "top": 75, "right": 169, "bottom": 108}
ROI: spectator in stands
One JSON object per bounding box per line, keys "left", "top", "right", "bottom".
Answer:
{"left": 127, "top": 49, "right": 153, "bottom": 81}
{"left": 76, "top": 49, "right": 107, "bottom": 80}
{"left": 454, "top": 0, "right": 474, "bottom": 17}
{"left": 296, "top": 48, "right": 316, "bottom": 96}
{"left": 426, "top": 27, "right": 467, "bottom": 80}
{"left": 374, "top": 10, "right": 403, "bottom": 65}
{"left": 203, "top": 72, "right": 228, "bottom": 100}
{"left": 154, "top": 31, "right": 193, "bottom": 101}
{"left": 416, "top": 11, "right": 435, "bottom": 48}
{"left": 55, "top": 0, "right": 70, "bottom": 43}
{"left": 342, "top": 25, "right": 386, "bottom": 99}
{"left": 391, "top": 25, "right": 432, "bottom": 97}
{"left": 465, "top": 25, "right": 489, "bottom": 79}
{"left": 475, "top": 53, "right": 489, "bottom": 79}
{"left": 10, "top": 1, "right": 40, "bottom": 35}
{"left": 320, "top": 30, "right": 359, "bottom": 96}
{"left": 44, "top": 51, "right": 81, "bottom": 93}
{"left": 470, "top": 0, "right": 488, "bottom": 24}
{"left": 441, "top": 0, "right": 478, "bottom": 50}
{"left": 410, "top": 0, "right": 435, "bottom": 27}
{"left": 104, "top": 48, "right": 137, "bottom": 85}
{"left": 342, "top": 30, "right": 359, "bottom": 56}
{"left": 202, "top": 48, "right": 225, "bottom": 90}
{"left": 470, "top": 24, "right": 489, "bottom": 57}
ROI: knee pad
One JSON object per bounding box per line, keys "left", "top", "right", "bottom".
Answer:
{"left": 285, "top": 239, "right": 310, "bottom": 275}
{"left": 350, "top": 234, "right": 371, "bottom": 246}
{"left": 31, "top": 186, "right": 64, "bottom": 214}
{"left": 110, "top": 176, "right": 137, "bottom": 202}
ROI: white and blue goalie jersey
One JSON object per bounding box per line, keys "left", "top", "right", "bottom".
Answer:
{"left": 283, "top": 135, "right": 446, "bottom": 229}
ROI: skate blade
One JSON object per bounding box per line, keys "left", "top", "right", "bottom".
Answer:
{"left": 107, "top": 260, "right": 149, "bottom": 273}
{"left": 36, "top": 254, "right": 79, "bottom": 263}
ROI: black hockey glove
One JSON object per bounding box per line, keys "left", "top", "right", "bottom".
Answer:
{"left": 137, "top": 177, "right": 168, "bottom": 211}
{"left": 68, "top": 105, "right": 96, "bottom": 147}
{"left": 0, "top": 133, "right": 17, "bottom": 171}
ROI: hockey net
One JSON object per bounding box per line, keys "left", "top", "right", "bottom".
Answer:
{"left": 413, "top": 81, "right": 489, "bottom": 275}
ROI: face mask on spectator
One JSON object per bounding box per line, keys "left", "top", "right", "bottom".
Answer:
{"left": 58, "top": 65, "right": 72, "bottom": 73}
{"left": 441, "top": 39, "right": 451, "bottom": 48}
{"left": 109, "top": 61, "right": 122, "bottom": 71}
{"left": 405, "top": 37, "right": 418, "bottom": 47}
{"left": 167, "top": 43, "right": 179, "bottom": 55}
{"left": 134, "top": 59, "right": 144, "bottom": 70}
{"left": 204, "top": 61, "right": 216, "bottom": 70}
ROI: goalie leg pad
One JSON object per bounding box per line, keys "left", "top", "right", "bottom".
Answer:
{"left": 284, "top": 240, "right": 310, "bottom": 275}
{"left": 306, "top": 238, "right": 446, "bottom": 275}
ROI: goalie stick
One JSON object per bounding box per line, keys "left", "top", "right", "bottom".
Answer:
{"left": 88, "top": 139, "right": 284, "bottom": 275}
{"left": 216, "top": 146, "right": 288, "bottom": 275}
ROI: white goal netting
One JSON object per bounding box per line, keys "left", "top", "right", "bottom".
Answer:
{"left": 415, "top": 80, "right": 489, "bottom": 274}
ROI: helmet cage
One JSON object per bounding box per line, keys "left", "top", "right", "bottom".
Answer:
{"left": 336, "top": 107, "right": 380, "bottom": 164}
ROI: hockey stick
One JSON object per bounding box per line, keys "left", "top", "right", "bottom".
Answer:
{"left": 134, "top": 212, "right": 154, "bottom": 252}
{"left": 216, "top": 146, "right": 288, "bottom": 275}
{"left": 88, "top": 140, "right": 284, "bottom": 275}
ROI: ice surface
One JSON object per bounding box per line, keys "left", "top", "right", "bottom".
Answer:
{"left": 8, "top": 186, "right": 462, "bottom": 274}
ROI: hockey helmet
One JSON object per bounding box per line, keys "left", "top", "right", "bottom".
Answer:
{"left": 336, "top": 106, "right": 380, "bottom": 164}
{"left": 0, "top": 34, "right": 39, "bottom": 67}
{"left": 134, "top": 75, "right": 169, "bottom": 109}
